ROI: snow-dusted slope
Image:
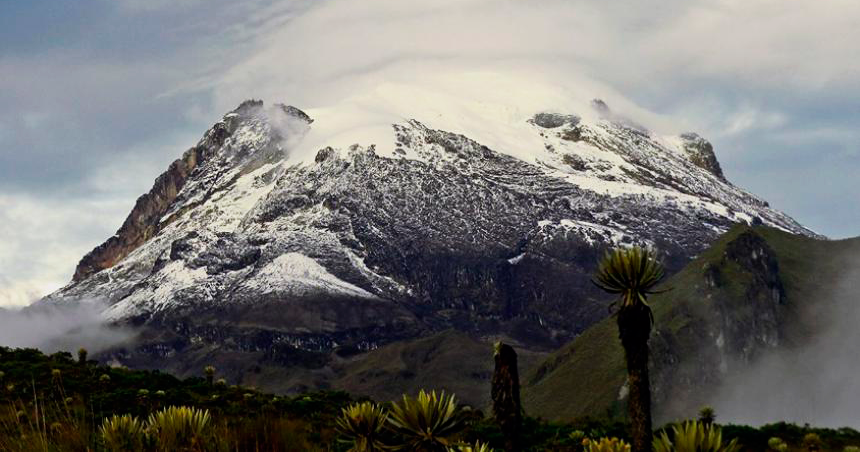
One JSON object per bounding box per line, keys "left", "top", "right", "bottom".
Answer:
{"left": 43, "top": 97, "right": 814, "bottom": 352}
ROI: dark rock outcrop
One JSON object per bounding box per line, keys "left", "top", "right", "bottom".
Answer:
{"left": 679, "top": 133, "right": 726, "bottom": 181}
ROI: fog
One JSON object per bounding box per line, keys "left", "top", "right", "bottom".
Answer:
{"left": 0, "top": 301, "right": 134, "bottom": 355}
{"left": 711, "top": 254, "right": 860, "bottom": 427}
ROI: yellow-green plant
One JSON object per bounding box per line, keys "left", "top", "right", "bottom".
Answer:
{"left": 335, "top": 401, "right": 389, "bottom": 452}
{"left": 802, "top": 433, "right": 823, "bottom": 452}
{"left": 583, "top": 437, "right": 632, "bottom": 452}
{"left": 388, "top": 390, "right": 464, "bottom": 451}
{"left": 652, "top": 421, "right": 740, "bottom": 452}
{"left": 698, "top": 406, "right": 716, "bottom": 425}
{"left": 843, "top": 446, "right": 860, "bottom": 452}
{"left": 448, "top": 440, "right": 495, "bottom": 452}
{"left": 204, "top": 365, "right": 215, "bottom": 385}
{"left": 146, "top": 406, "right": 212, "bottom": 451}
{"left": 593, "top": 246, "right": 666, "bottom": 452}
{"left": 570, "top": 430, "right": 587, "bottom": 443}
{"left": 100, "top": 414, "right": 147, "bottom": 451}
{"left": 768, "top": 437, "right": 788, "bottom": 452}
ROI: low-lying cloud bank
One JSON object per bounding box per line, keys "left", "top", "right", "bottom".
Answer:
{"left": 711, "top": 255, "right": 860, "bottom": 427}
{"left": 0, "top": 301, "right": 134, "bottom": 355}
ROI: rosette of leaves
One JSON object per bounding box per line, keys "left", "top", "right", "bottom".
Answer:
{"left": 447, "top": 441, "right": 495, "bottom": 452}
{"left": 583, "top": 437, "right": 632, "bottom": 452}
{"left": 387, "top": 390, "right": 464, "bottom": 451}
{"left": 802, "top": 433, "right": 823, "bottom": 452}
{"left": 335, "top": 401, "right": 389, "bottom": 452}
{"left": 593, "top": 246, "right": 666, "bottom": 452}
{"left": 100, "top": 414, "right": 147, "bottom": 451}
{"left": 768, "top": 437, "right": 788, "bottom": 452}
{"left": 652, "top": 421, "right": 740, "bottom": 452}
{"left": 146, "top": 406, "right": 212, "bottom": 451}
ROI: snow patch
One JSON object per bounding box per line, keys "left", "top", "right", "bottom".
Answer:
{"left": 244, "top": 253, "right": 376, "bottom": 299}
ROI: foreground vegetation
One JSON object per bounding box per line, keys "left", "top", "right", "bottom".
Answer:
{"left": 1, "top": 346, "right": 859, "bottom": 451}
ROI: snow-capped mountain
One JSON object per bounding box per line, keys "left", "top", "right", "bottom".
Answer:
{"left": 43, "top": 98, "right": 814, "bottom": 357}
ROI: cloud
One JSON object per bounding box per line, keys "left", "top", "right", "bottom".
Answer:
{"left": 711, "top": 254, "right": 860, "bottom": 427}
{"left": 0, "top": 194, "right": 120, "bottom": 307}
{"left": 110, "top": 0, "right": 206, "bottom": 12}
{"left": 0, "top": 301, "right": 134, "bottom": 354}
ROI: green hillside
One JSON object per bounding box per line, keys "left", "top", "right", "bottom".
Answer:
{"left": 333, "top": 329, "right": 548, "bottom": 410}
{"left": 522, "top": 225, "right": 860, "bottom": 422}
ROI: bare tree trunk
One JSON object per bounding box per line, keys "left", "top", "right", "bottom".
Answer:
{"left": 618, "top": 304, "right": 653, "bottom": 452}
{"left": 492, "top": 343, "right": 522, "bottom": 452}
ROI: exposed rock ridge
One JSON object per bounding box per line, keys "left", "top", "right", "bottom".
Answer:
{"left": 72, "top": 101, "right": 311, "bottom": 281}
{"left": 73, "top": 143, "right": 209, "bottom": 281}
{"left": 679, "top": 132, "right": 725, "bottom": 181}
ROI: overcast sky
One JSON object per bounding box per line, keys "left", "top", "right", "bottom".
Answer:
{"left": 1, "top": 0, "right": 858, "bottom": 306}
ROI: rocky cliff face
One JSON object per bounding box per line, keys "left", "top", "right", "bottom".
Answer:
{"left": 520, "top": 226, "right": 836, "bottom": 423}
{"left": 649, "top": 229, "right": 788, "bottom": 419}
{"left": 42, "top": 99, "right": 816, "bottom": 391}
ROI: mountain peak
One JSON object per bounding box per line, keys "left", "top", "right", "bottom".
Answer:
{"left": 72, "top": 100, "right": 311, "bottom": 282}
{"left": 50, "top": 97, "right": 817, "bottom": 381}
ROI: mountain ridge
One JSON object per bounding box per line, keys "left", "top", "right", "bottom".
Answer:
{"left": 39, "top": 98, "right": 818, "bottom": 400}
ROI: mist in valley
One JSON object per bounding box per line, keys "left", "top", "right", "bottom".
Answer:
{"left": 0, "top": 301, "right": 133, "bottom": 355}
{"left": 712, "top": 252, "right": 860, "bottom": 428}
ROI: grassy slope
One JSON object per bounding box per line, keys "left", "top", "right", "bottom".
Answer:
{"left": 152, "top": 329, "right": 547, "bottom": 410}
{"left": 332, "top": 329, "right": 547, "bottom": 409}
{"left": 521, "top": 225, "right": 860, "bottom": 422}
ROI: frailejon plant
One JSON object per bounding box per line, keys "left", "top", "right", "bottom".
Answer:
{"left": 569, "top": 430, "right": 587, "bottom": 442}
{"left": 583, "top": 437, "right": 632, "bottom": 452}
{"left": 146, "top": 406, "right": 212, "bottom": 451}
{"left": 448, "top": 440, "right": 495, "bottom": 452}
{"left": 593, "top": 246, "right": 666, "bottom": 452}
{"left": 698, "top": 406, "right": 716, "bottom": 425}
{"left": 204, "top": 366, "right": 215, "bottom": 386}
{"left": 335, "top": 401, "right": 389, "bottom": 452}
{"left": 491, "top": 342, "right": 521, "bottom": 452}
{"left": 100, "top": 414, "right": 147, "bottom": 451}
{"left": 768, "top": 437, "right": 788, "bottom": 452}
{"left": 652, "top": 421, "right": 740, "bottom": 452}
{"left": 803, "top": 433, "right": 823, "bottom": 452}
{"left": 388, "top": 390, "right": 464, "bottom": 451}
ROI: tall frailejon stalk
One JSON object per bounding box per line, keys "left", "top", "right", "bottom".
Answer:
{"left": 593, "top": 247, "right": 666, "bottom": 452}
{"left": 492, "top": 342, "right": 522, "bottom": 452}
{"left": 204, "top": 365, "right": 215, "bottom": 386}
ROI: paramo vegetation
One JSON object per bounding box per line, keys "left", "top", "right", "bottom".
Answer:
{"left": 2, "top": 247, "right": 860, "bottom": 450}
